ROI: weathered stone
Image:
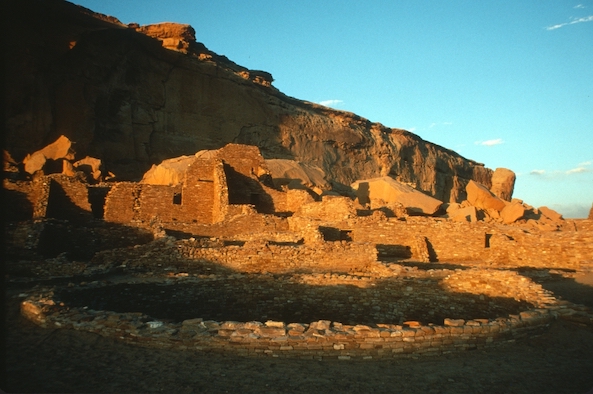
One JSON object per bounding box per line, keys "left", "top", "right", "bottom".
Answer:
{"left": 490, "top": 168, "right": 515, "bottom": 201}
{"left": 449, "top": 206, "right": 478, "bottom": 222}
{"left": 140, "top": 155, "right": 196, "bottom": 186}
{"left": 351, "top": 177, "right": 443, "bottom": 215}
{"left": 466, "top": 180, "right": 506, "bottom": 212}
{"left": 500, "top": 200, "right": 526, "bottom": 224}
{"left": 265, "top": 159, "right": 330, "bottom": 191}
{"left": 538, "top": 206, "right": 563, "bottom": 222}
{"left": 73, "top": 156, "right": 103, "bottom": 182}
{"left": 22, "top": 135, "right": 76, "bottom": 175}
{"left": 443, "top": 318, "right": 465, "bottom": 327}
{"left": 309, "top": 320, "right": 331, "bottom": 330}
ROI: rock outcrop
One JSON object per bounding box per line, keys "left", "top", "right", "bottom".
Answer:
{"left": 6, "top": 0, "right": 496, "bottom": 203}
{"left": 490, "top": 168, "right": 516, "bottom": 202}
{"left": 589, "top": 203, "right": 593, "bottom": 220}
{"left": 351, "top": 177, "right": 443, "bottom": 215}
{"left": 466, "top": 180, "right": 506, "bottom": 212}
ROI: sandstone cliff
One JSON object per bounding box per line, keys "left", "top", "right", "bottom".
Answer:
{"left": 5, "top": 0, "right": 497, "bottom": 203}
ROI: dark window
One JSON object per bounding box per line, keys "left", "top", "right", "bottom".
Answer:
{"left": 173, "top": 193, "right": 182, "bottom": 205}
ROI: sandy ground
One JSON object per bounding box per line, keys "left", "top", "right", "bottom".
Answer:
{"left": 3, "top": 272, "right": 593, "bottom": 394}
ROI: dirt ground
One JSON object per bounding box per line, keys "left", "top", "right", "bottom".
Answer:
{"left": 3, "top": 272, "right": 593, "bottom": 394}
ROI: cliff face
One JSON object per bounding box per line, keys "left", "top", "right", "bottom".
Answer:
{"left": 5, "top": 0, "right": 493, "bottom": 202}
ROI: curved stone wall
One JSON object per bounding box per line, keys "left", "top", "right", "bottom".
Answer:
{"left": 21, "top": 268, "right": 563, "bottom": 360}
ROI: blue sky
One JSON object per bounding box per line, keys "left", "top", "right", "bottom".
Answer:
{"left": 72, "top": 0, "right": 593, "bottom": 217}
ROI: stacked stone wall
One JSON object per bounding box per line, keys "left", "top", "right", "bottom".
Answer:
{"left": 45, "top": 174, "right": 93, "bottom": 222}
{"left": 21, "top": 268, "right": 565, "bottom": 360}
{"left": 182, "top": 158, "right": 217, "bottom": 223}
{"left": 164, "top": 212, "right": 290, "bottom": 239}
{"left": 295, "top": 196, "right": 357, "bottom": 222}
{"left": 136, "top": 184, "right": 184, "bottom": 222}
{"left": 104, "top": 182, "right": 139, "bottom": 223}
{"left": 350, "top": 218, "right": 486, "bottom": 262}
{"left": 349, "top": 217, "right": 593, "bottom": 270}
{"left": 2, "top": 179, "right": 49, "bottom": 220}
{"left": 178, "top": 240, "right": 377, "bottom": 274}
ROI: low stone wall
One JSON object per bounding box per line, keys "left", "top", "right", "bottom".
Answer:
{"left": 349, "top": 217, "right": 593, "bottom": 270}
{"left": 20, "top": 269, "right": 565, "bottom": 360}
{"left": 178, "top": 239, "right": 378, "bottom": 274}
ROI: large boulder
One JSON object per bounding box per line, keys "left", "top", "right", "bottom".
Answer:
{"left": 490, "top": 168, "right": 515, "bottom": 201}
{"left": 466, "top": 180, "right": 506, "bottom": 212}
{"left": 73, "top": 156, "right": 103, "bottom": 182}
{"left": 140, "top": 155, "right": 196, "bottom": 186}
{"left": 351, "top": 176, "right": 443, "bottom": 215}
{"left": 22, "top": 135, "right": 75, "bottom": 174}
{"left": 500, "top": 200, "right": 526, "bottom": 224}
{"left": 265, "top": 159, "right": 330, "bottom": 193}
{"left": 539, "top": 206, "right": 563, "bottom": 222}
{"left": 448, "top": 205, "right": 478, "bottom": 223}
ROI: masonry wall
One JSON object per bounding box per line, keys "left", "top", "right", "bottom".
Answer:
{"left": 178, "top": 240, "right": 378, "bottom": 274}
{"left": 2, "top": 179, "right": 48, "bottom": 221}
{"left": 350, "top": 218, "right": 486, "bottom": 262}
{"left": 104, "top": 182, "right": 139, "bottom": 223}
{"left": 349, "top": 217, "right": 593, "bottom": 270}
{"left": 182, "top": 158, "right": 217, "bottom": 223}
{"left": 45, "top": 174, "right": 93, "bottom": 223}
{"left": 136, "top": 184, "right": 184, "bottom": 222}
{"left": 22, "top": 267, "right": 562, "bottom": 360}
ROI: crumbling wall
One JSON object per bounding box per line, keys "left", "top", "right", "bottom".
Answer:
{"left": 350, "top": 218, "right": 485, "bottom": 262}
{"left": 45, "top": 174, "right": 93, "bottom": 223}
{"left": 179, "top": 240, "right": 377, "bottom": 274}
{"left": 2, "top": 179, "right": 45, "bottom": 221}
{"left": 21, "top": 268, "right": 560, "bottom": 360}
{"left": 104, "top": 182, "right": 139, "bottom": 223}
{"left": 136, "top": 184, "right": 184, "bottom": 222}
{"left": 294, "top": 196, "right": 357, "bottom": 222}
{"left": 349, "top": 217, "right": 593, "bottom": 270}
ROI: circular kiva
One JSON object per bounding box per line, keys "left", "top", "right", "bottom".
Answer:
{"left": 21, "top": 268, "right": 560, "bottom": 360}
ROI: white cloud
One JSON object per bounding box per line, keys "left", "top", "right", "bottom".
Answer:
{"left": 566, "top": 166, "right": 591, "bottom": 174}
{"left": 475, "top": 138, "right": 504, "bottom": 146}
{"left": 546, "top": 14, "right": 593, "bottom": 30}
{"left": 575, "top": 4, "right": 586, "bottom": 9}
{"left": 408, "top": 127, "right": 417, "bottom": 132}
{"left": 530, "top": 169, "right": 546, "bottom": 175}
{"left": 578, "top": 160, "right": 592, "bottom": 166}
{"left": 318, "top": 99, "right": 343, "bottom": 107}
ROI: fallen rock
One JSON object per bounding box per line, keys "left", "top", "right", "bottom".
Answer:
{"left": 265, "top": 159, "right": 330, "bottom": 192}
{"left": 73, "top": 156, "right": 103, "bottom": 182}
{"left": 539, "top": 206, "right": 563, "bottom": 222}
{"left": 23, "top": 135, "right": 75, "bottom": 174}
{"left": 351, "top": 176, "right": 442, "bottom": 215}
{"left": 140, "top": 155, "right": 196, "bottom": 186}
{"left": 466, "top": 180, "right": 506, "bottom": 212}
{"left": 490, "top": 168, "right": 516, "bottom": 202}
{"left": 501, "top": 200, "right": 526, "bottom": 224}
{"left": 449, "top": 206, "right": 478, "bottom": 222}
{"left": 23, "top": 151, "right": 47, "bottom": 175}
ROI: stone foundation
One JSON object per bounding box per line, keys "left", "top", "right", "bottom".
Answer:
{"left": 21, "top": 268, "right": 570, "bottom": 360}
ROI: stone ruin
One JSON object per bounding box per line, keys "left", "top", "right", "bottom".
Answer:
{"left": 5, "top": 137, "right": 593, "bottom": 360}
